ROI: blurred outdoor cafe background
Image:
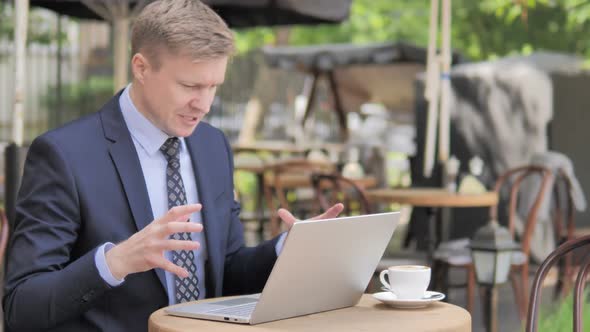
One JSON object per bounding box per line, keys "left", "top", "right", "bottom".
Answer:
{"left": 2, "top": 1, "right": 590, "bottom": 331}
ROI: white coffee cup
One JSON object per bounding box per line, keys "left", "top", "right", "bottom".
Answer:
{"left": 379, "top": 265, "right": 431, "bottom": 300}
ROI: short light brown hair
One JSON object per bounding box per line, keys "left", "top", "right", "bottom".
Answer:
{"left": 131, "top": 0, "right": 234, "bottom": 68}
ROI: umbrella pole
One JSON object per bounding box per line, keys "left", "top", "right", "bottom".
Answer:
{"left": 423, "top": 0, "right": 440, "bottom": 178}
{"left": 438, "top": 0, "right": 452, "bottom": 164}
{"left": 424, "top": 62, "right": 440, "bottom": 178}
{"left": 113, "top": 17, "right": 130, "bottom": 92}
{"left": 12, "top": 0, "right": 29, "bottom": 147}
{"left": 56, "top": 14, "right": 63, "bottom": 128}
{"left": 6, "top": 0, "right": 30, "bottom": 227}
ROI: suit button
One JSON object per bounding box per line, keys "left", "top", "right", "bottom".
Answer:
{"left": 82, "top": 294, "right": 91, "bottom": 302}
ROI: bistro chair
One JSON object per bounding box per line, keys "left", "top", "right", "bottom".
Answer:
{"left": 310, "top": 172, "right": 372, "bottom": 215}
{"left": 526, "top": 234, "right": 590, "bottom": 332}
{"left": 433, "top": 166, "right": 552, "bottom": 318}
{"left": 263, "top": 158, "right": 335, "bottom": 236}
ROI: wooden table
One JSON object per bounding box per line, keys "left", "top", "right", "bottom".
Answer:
{"left": 269, "top": 174, "right": 377, "bottom": 189}
{"left": 366, "top": 188, "right": 498, "bottom": 207}
{"left": 149, "top": 294, "right": 471, "bottom": 332}
{"left": 366, "top": 188, "right": 499, "bottom": 261}
{"left": 233, "top": 141, "right": 344, "bottom": 157}
{"left": 233, "top": 141, "right": 307, "bottom": 155}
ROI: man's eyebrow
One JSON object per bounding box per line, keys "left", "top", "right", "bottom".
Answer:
{"left": 178, "top": 79, "right": 223, "bottom": 86}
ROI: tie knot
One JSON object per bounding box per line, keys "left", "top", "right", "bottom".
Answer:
{"left": 160, "top": 137, "right": 180, "bottom": 161}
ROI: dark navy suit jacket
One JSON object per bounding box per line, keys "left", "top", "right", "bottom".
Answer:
{"left": 3, "top": 94, "right": 279, "bottom": 331}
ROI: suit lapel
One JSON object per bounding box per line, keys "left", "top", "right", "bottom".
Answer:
{"left": 100, "top": 96, "right": 167, "bottom": 292}
{"left": 185, "top": 127, "right": 223, "bottom": 296}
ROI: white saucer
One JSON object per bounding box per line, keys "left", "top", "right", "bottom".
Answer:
{"left": 372, "top": 291, "right": 445, "bottom": 309}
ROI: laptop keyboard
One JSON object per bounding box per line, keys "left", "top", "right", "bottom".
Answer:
{"left": 207, "top": 302, "right": 257, "bottom": 318}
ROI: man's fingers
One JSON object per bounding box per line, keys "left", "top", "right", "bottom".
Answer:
{"left": 158, "top": 258, "right": 190, "bottom": 279}
{"left": 156, "top": 204, "right": 202, "bottom": 224}
{"left": 157, "top": 222, "right": 203, "bottom": 237}
{"left": 279, "top": 203, "right": 345, "bottom": 230}
{"left": 310, "top": 203, "right": 344, "bottom": 221}
{"left": 277, "top": 208, "right": 298, "bottom": 225}
{"left": 159, "top": 239, "right": 200, "bottom": 252}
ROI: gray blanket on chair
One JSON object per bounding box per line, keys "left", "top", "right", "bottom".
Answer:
{"left": 517, "top": 151, "right": 587, "bottom": 262}
{"left": 448, "top": 53, "right": 585, "bottom": 262}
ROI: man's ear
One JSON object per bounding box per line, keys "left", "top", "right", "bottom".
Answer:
{"left": 131, "top": 53, "right": 151, "bottom": 83}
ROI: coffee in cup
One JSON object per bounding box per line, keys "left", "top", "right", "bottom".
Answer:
{"left": 379, "top": 265, "right": 431, "bottom": 300}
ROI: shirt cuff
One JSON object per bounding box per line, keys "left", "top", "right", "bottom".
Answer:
{"left": 274, "top": 232, "right": 288, "bottom": 256}
{"left": 95, "top": 242, "right": 125, "bottom": 287}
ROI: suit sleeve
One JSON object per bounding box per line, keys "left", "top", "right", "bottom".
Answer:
{"left": 3, "top": 135, "right": 112, "bottom": 330}
{"left": 219, "top": 133, "right": 280, "bottom": 295}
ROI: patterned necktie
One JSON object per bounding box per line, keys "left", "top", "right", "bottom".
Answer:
{"left": 160, "top": 137, "right": 200, "bottom": 303}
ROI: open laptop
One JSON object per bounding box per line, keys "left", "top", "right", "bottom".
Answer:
{"left": 165, "top": 211, "right": 399, "bottom": 325}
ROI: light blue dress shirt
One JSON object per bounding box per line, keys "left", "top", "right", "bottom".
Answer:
{"left": 94, "top": 85, "right": 286, "bottom": 305}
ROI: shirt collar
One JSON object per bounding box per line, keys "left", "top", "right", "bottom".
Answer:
{"left": 119, "top": 84, "right": 184, "bottom": 156}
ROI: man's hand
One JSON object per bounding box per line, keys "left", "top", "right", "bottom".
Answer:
{"left": 277, "top": 203, "right": 344, "bottom": 230}
{"left": 105, "top": 204, "right": 203, "bottom": 280}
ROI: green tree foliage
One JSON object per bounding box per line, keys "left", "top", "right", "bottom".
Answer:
{"left": 234, "top": 0, "right": 590, "bottom": 60}
{"left": 234, "top": 0, "right": 431, "bottom": 53}
{"left": 0, "top": 2, "right": 13, "bottom": 38}
{"left": 454, "top": 0, "right": 590, "bottom": 59}
{"left": 0, "top": 2, "right": 68, "bottom": 44}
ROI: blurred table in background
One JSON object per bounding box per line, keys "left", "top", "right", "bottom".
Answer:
{"left": 233, "top": 141, "right": 306, "bottom": 155}
{"left": 232, "top": 140, "right": 344, "bottom": 158}
{"left": 366, "top": 188, "right": 498, "bottom": 207}
{"left": 365, "top": 188, "right": 499, "bottom": 261}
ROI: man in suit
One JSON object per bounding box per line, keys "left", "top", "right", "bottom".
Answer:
{"left": 3, "top": 1, "right": 343, "bottom": 331}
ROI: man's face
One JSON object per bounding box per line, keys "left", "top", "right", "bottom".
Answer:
{"left": 132, "top": 50, "right": 228, "bottom": 137}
